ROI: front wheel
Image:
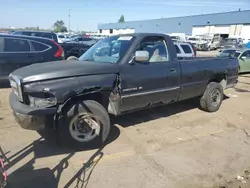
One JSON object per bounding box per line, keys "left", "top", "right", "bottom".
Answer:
{"left": 57, "top": 100, "right": 110, "bottom": 148}
{"left": 200, "top": 82, "right": 223, "bottom": 112}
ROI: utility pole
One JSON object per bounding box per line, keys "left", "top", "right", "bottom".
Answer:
{"left": 68, "top": 9, "right": 71, "bottom": 33}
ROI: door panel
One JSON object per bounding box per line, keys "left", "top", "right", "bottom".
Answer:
{"left": 119, "top": 36, "right": 180, "bottom": 112}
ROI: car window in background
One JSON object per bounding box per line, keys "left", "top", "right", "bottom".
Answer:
{"left": 12, "top": 31, "right": 22, "bottom": 35}
{"left": 188, "top": 38, "right": 197, "bottom": 41}
{"left": 4, "top": 38, "right": 30, "bottom": 52}
{"left": 30, "top": 41, "right": 49, "bottom": 51}
{"left": 175, "top": 45, "right": 181, "bottom": 54}
{"left": 21, "top": 31, "right": 32, "bottom": 36}
{"left": 58, "top": 35, "right": 65, "bottom": 38}
{"left": 30, "top": 32, "right": 42, "bottom": 37}
{"left": 43, "top": 33, "right": 54, "bottom": 39}
{"left": 224, "top": 38, "right": 237, "bottom": 45}
{"left": 82, "top": 38, "right": 92, "bottom": 41}
{"left": 181, "top": 45, "right": 192, "bottom": 53}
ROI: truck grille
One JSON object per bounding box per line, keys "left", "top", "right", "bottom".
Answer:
{"left": 9, "top": 74, "right": 23, "bottom": 102}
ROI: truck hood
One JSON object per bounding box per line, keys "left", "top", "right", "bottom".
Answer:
{"left": 11, "top": 60, "right": 119, "bottom": 83}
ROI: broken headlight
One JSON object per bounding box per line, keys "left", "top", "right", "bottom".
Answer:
{"left": 9, "top": 74, "right": 23, "bottom": 102}
{"left": 28, "top": 93, "right": 57, "bottom": 108}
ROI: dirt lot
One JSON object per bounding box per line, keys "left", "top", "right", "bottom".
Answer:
{"left": 1, "top": 74, "right": 250, "bottom": 187}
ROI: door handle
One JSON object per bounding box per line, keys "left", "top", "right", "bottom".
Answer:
{"left": 169, "top": 68, "right": 177, "bottom": 73}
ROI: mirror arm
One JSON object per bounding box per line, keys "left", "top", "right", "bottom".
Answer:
{"left": 128, "top": 56, "right": 135, "bottom": 64}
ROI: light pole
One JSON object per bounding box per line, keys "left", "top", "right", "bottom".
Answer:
{"left": 68, "top": 9, "right": 71, "bottom": 33}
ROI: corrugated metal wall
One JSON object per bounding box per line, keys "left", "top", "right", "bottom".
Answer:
{"left": 98, "top": 10, "right": 250, "bottom": 35}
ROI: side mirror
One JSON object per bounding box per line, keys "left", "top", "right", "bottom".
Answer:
{"left": 241, "top": 56, "right": 247, "bottom": 60}
{"left": 135, "top": 51, "right": 149, "bottom": 62}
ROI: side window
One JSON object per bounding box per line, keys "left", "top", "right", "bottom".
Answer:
{"left": 22, "top": 32, "right": 32, "bottom": 36}
{"left": 30, "top": 41, "right": 49, "bottom": 51}
{"left": 4, "top": 38, "right": 30, "bottom": 52}
{"left": 180, "top": 45, "right": 192, "bottom": 53}
{"left": 82, "top": 38, "right": 92, "bottom": 41}
{"left": 33, "top": 32, "right": 43, "bottom": 38}
{"left": 43, "top": 33, "right": 53, "bottom": 39}
{"left": 138, "top": 37, "right": 169, "bottom": 63}
{"left": 175, "top": 45, "right": 181, "bottom": 54}
{"left": 241, "top": 51, "right": 250, "bottom": 59}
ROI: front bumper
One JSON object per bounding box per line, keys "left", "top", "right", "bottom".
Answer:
{"left": 9, "top": 92, "right": 57, "bottom": 130}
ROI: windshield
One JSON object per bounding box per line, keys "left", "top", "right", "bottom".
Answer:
{"left": 79, "top": 36, "right": 135, "bottom": 63}
{"left": 218, "top": 49, "right": 241, "bottom": 58}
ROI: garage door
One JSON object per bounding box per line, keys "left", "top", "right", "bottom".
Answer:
{"left": 192, "top": 27, "right": 206, "bottom": 36}
{"left": 214, "top": 26, "right": 230, "bottom": 34}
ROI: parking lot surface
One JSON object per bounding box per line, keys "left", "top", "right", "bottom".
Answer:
{"left": 1, "top": 74, "right": 250, "bottom": 187}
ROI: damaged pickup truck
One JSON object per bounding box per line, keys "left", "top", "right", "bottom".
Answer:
{"left": 9, "top": 33, "right": 239, "bottom": 146}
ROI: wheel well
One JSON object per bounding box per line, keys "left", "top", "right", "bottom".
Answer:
{"left": 209, "top": 74, "right": 227, "bottom": 89}
{"left": 60, "top": 91, "right": 110, "bottom": 115}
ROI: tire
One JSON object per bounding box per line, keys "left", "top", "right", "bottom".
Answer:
{"left": 200, "top": 82, "right": 223, "bottom": 112}
{"left": 57, "top": 100, "right": 110, "bottom": 148}
{"left": 67, "top": 56, "right": 78, "bottom": 60}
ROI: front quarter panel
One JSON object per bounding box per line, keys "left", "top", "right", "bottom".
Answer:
{"left": 24, "top": 74, "right": 117, "bottom": 103}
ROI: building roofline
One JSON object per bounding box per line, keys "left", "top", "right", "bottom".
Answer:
{"left": 99, "top": 10, "right": 250, "bottom": 26}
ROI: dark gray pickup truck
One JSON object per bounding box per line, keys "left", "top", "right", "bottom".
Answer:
{"left": 9, "top": 33, "right": 239, "bottom": 147}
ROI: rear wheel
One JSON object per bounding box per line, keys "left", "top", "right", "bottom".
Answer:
{"left": 200, "top": 82, "right": 223, "bottom": 112}
{"left": 57, "top": 100, "right": 110, "bottom": 148}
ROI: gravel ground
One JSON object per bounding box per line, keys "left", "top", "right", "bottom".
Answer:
{"left": 0, "top": 72, "right": 250, "bottom": 187}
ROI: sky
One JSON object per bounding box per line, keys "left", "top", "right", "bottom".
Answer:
{"left": 0, "top": 0, "right": 250, "bottom": 31}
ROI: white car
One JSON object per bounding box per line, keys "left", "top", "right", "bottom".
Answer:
{"left": 174, "top": 42, "right": 195, "bottom": 59}
{"left": 57, "top": 34, "right": 69, "bottom": 43}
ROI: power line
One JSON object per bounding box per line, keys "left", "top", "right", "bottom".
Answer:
{"left": 68, "top": 9, "right": 71, "bottom": 32}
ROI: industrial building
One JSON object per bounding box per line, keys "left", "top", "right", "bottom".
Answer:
{"left": 98, "top": 10, "right": 250, "bottom": 39}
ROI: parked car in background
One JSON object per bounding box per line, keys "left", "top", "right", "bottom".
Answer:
{"left": 187, "top": 42, "right": 197, "bottom": 56}
{"left": 0, "top": 34, "right": 64, "bottom": 83}
{"left": 196, "top": 37, "right": 213, "bottom": 51}
{"left": 168, "top": 33, "right": 186, "bottom": 42}
{"left": 221, "top": 37, "right": 243, "bottom": 49}
{"left": 174, "top": 42, "right": 195, "bottom": 59}
{"left": 57, "top": 34, "right": 69, "bottom": 43}
{"left": 186, "top": 36, "right": 198, "bottom": 45}
{"left": 12, "top": 30, "right": 59, "bottom": 43}
{"left": 217, "top": 48, "right": 250, "bottom": 73}
{"left": 60, "top": 42, "right": 92, "bottom": 60}
{"left": 65, "top": 36, "right": 97, "bottom": 46}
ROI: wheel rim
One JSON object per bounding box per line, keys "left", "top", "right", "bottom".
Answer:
{"left": 69, "top": 113, "right": 101, "bottom": 142}
{"left": 210, "top": 89, "right": 221, "bottom": 106}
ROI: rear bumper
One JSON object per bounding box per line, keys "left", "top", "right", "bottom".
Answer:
{"left": 9, "top": 92, "right": 57, "bottom": 130}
